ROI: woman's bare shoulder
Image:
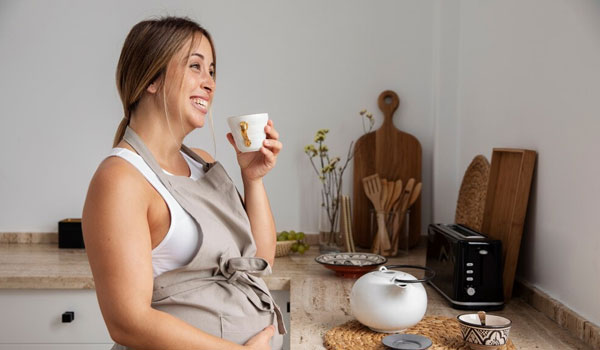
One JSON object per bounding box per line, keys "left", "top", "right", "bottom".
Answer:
{"left": 86, "top": 155, "right": 152, "bottom": 207}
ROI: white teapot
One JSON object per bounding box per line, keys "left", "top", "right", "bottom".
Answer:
{"left": 350, "top": 265, "right": 435, "bottom": 333}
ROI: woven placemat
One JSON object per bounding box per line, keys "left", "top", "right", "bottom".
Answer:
{"left": 324, "top": 316, "right": 515, "bottom": 350}
{"left": 455, "top": 155, "right": 490, "bottom": 232}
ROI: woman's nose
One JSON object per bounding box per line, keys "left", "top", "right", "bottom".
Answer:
{"left": 201, "top": 73, "right": 215, "bottom": 93}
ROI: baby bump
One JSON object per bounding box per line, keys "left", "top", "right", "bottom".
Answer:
{"left": 152, "top": 281, "right": 281, "bottom": 346}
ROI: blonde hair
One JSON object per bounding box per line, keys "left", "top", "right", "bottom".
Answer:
{"left": 112, "top": 16, "right": 216, "bottom": 148}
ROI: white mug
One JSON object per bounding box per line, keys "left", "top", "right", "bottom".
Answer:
{"left": 227, "top": 113, "right": 269, "bottom": 153}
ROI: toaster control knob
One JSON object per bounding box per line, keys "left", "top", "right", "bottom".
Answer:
{"left": 466, "top": 287, "right": 476, "bottom": 296}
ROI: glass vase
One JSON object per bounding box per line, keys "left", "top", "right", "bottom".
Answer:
{"left": 318, "top": 205, "right": 342, "bottom": 253}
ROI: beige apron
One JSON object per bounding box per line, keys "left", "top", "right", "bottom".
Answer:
{"left": 111, "top": 126, "right": 285, "bottom": 349}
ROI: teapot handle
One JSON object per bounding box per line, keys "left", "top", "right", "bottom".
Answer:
{"left": 385, "top": 265, "right": 436, "bottom": 284}
{"left": 379, "top": 266, "right": 409, "bottom": 288}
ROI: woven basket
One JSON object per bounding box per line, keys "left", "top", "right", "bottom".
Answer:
{"left": 455, "top": 155, "right": 490, "bottom": 232}
{"left": 275, "top": 240, "right": 296, "bottom": 257}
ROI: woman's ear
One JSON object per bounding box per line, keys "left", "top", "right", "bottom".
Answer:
{"left": 146, "top": 74, "right": 163, "bottom": 94}
{"left": 147, "top": 82, "right": 158, "bottom": 94}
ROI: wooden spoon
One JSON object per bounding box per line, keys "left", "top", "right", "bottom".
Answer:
{"left": 390, "top": 178, "right": 415, "bottom": 255}
{"left": 389, "top": 179, "right": 404, "bottom": 214}
{"left": 380, "top": 179, "right": 389, "bottom": 212}
{"left": 408, "top": 182, "right": 422, "bottom": 207}
{"left": 362, "top": 174, "right": 389, "bottom": 254}
{"left": 378, "top": 179, "right": 392, "bottom": 252}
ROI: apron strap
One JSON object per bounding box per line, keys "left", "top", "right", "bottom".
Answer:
{"left": 219, "top": 255, "right": 286, "bottom": 334}
{"left": 224, "top": 256, "right": 272, "bottom": 276}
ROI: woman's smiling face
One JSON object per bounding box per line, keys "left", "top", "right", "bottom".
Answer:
{"left": 161, "top": 33, "right": 215, "bottom": 133}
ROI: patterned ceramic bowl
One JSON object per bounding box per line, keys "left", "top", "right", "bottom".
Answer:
{"left": 315, "top": 253, "right": 387, "bottom": 278}
{"left": 457, "top": 313, "right": 511, "bottom": 350}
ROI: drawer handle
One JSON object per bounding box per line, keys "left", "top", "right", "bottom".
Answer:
{"left": 62, "top": 311, "right": 75, "bottom": 323}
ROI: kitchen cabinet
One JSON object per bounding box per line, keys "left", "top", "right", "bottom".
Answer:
{"left": 271, "top": 290, "right": 291, "bottom": 350}
{"left": 0, "top": 289, "right": 112, "bottom": 347}
{"left": 0, "top": 288, "right": 290, "bottom": 350}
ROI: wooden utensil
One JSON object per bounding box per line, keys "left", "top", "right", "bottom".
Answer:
{"left": 353, "top": 90, "right": 422, "bottom": 249}
{"left": 387, "top": 179, "right": 403, "bottom": 213}
{"left": 362, "top": 174, "right": 382, "bottom": 253}
{"left": 391, "top": 181, "right": 421, "bottom": 256}
{"left": 478, "top": 311, "right": 487, "bottom": 326}
{"left": 382, "top": 180, "right": 389, "bottom": 211}
{"left": 380, "top": 179, "right": 389, "bottom": 213}
{"left": 386, "top": 180, "right": 395, "bottom": 212}
{"left": 361, "top": 174, "right": 390, "bottom": 254}
{"left": 481, "top": 148, "right": 536, "bottom": 301}
{"left": 390, "top": 178, "right": 415, "bottom": 255}
{"left": 377, "top": 179, "right": 393, "bottom": 253}
{"left": 408, "top": 182, "right": 422, "bottom": 208}
{"left": 344, "top": 196, "right": 356, "bottom": 252}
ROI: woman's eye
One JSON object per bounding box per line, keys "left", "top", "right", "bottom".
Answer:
{"left": 209, "top": 70, "right": 215, "bottom": 78}
{"left": 190, "top": 63, "right": 201, "bottom": 70}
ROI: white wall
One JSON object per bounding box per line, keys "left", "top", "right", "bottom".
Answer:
{"left": 0, "top": 0, "right": 435, "bottom": 234}
{"left": 433, "top": 0, "right": 600, "bottom": 325}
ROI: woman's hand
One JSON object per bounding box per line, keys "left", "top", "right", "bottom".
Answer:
{"left": 227, "top": 120, "right": 282, "bottom": 182}
{"left": 244, "top": 325, "right": 275, "bottom": 349}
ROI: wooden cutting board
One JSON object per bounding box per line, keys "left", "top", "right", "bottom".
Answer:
{"left": 481, "top": 148, "right": 536, "bottom": 301}
{"left": 352, "top": 90, "right": 422, "bottom": 249}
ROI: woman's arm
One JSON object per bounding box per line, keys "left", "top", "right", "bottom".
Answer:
{"left": 82, "top": 157, "right": 266, "bottom": 350}
{"left": 225, "top": 120, "right": 283, "bottom": 267}
{"left": 242, "top": 177, "right": 277, "bottom": 266}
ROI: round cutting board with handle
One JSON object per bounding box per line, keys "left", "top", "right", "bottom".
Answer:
{"left": 352, "top": 90, "right": 422, "bottom": 249}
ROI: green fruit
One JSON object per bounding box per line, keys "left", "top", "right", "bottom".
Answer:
{"left": 297, "top": 245, "right": 306, "bottom": 254}
{"left": 297, "top": 232, "right": 305, "bottom": 240}
{"left": 303, "top": 243, "right": 310, "bottom": 250}
{"left": 288, "top": 232, "right": 297, "bottom": 240}
{"left": 291, "top": 243, "right": 299, "bottom": 252}
{"left": 279, "top": 233, "right": 289, "bottom": 241}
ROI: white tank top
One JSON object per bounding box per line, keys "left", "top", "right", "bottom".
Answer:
{"left": 108, "top": 147, "right": 204, "bottom": 277}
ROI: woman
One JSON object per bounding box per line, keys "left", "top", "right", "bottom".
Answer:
{"left": 82, "top": 16, "right": 284, "bottom": 350}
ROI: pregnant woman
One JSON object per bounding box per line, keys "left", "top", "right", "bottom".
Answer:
{"left": 82, "top": 16, "right": 285, "bottom": 349}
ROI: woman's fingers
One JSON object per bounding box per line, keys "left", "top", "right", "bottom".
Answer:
{"left": 265, "top": 120, "right": 279, "bottom": 141}
{"left": 260, "top": 146, "right": 277, "bottom": 167}
{"left": 263, "top": 139, "right": 282, "bottom": 156}
{"left": 226, "top": 133, "right": 242, "bottom": 154}
{"left": 243, "top": 325, "right": 275, "bottom": 349}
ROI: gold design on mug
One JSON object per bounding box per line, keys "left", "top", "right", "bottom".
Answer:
{"left": 239, "top": 121, "right": 251, "bottom": 147}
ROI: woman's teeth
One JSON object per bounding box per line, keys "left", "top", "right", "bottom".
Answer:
{"left": 193, "top": 98, "right": 207, "bottom": 107}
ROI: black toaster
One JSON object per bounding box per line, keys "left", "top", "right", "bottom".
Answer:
{"left": 425, "top": 223, "right": 504, "bottom": 310}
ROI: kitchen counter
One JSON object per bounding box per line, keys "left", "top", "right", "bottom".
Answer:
{"left": 0, "top": 242, "right": 593, "bottom": 349}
